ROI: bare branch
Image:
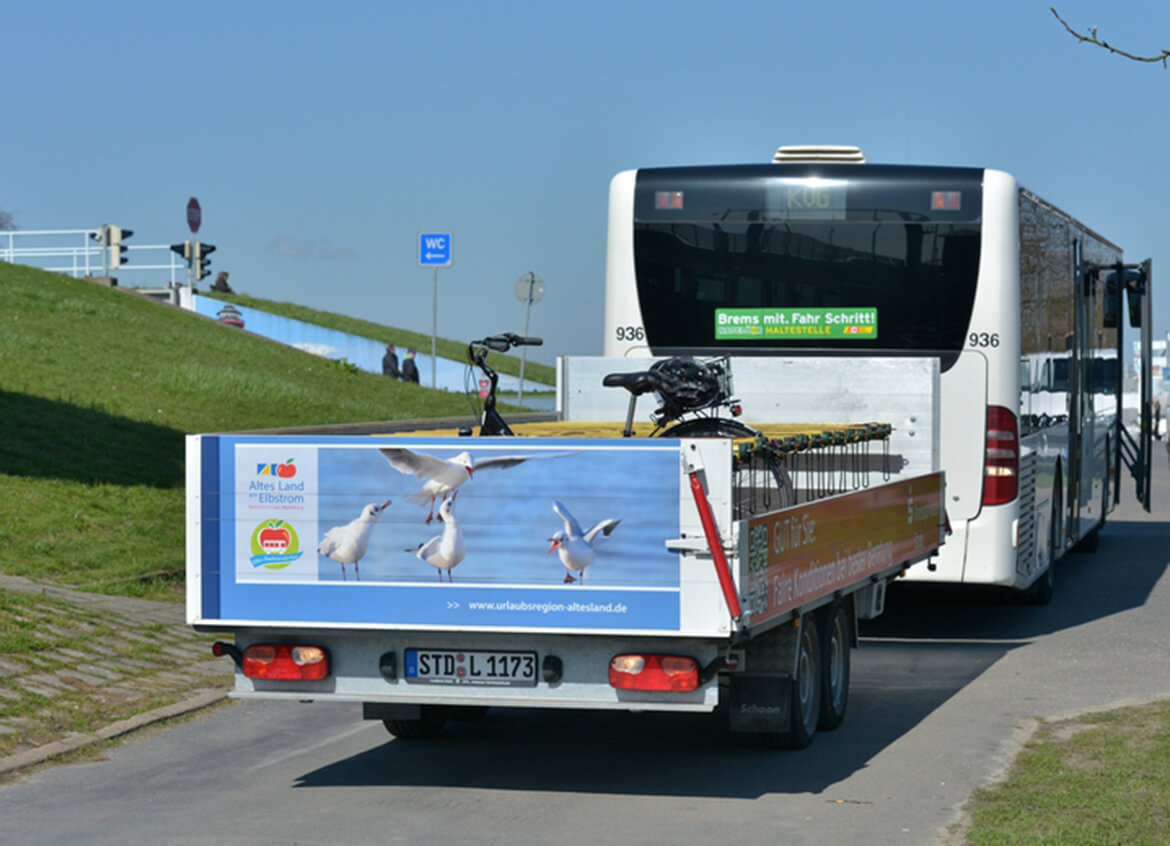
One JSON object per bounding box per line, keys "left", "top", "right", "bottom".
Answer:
{"left": 0, "top": 208, "right": 15, "bottom": 230}
{"left": 1051, "top": 7, "right": 1170, "bottom": 68}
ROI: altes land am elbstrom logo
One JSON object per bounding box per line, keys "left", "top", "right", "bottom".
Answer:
{"left": 249, "top": 519, "right": 304, "bottom": 569}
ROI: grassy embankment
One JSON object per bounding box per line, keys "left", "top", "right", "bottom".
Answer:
{"left": 0, "top": 263, "right": 523, "bottom": 600}
{"left": 201, "top": 289, "right": 557, "bottom": 388}
{"left": 957, "top": 699, "right": 1170, "bottom": 844}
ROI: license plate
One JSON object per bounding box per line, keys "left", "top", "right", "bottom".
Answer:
{"left": 404, "top": 649, "right": 538, "bottom": 687}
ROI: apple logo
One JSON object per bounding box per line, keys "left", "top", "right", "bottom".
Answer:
{"left": 276, "top": 459, "right": 297, "bottom": 479}
{"left": 259, "top": 526, "right": 291, "bottom": 553}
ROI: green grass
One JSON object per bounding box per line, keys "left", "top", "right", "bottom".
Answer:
{"left": 0, "top": 261, "right": 506, "bottom": 599}
{"left": 958, "top": 700, "right": 1170, "bottom": 845}
{"left": 201, "top": 289, "right": 557, "bottom": 385}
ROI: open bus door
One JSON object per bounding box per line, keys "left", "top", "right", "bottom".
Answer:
{"left": 1102, "top": 260, "right": 1153, "bottom": 512}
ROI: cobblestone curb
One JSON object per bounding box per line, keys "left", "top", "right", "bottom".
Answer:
{"left": 0, "top": 574, "right": 234, "bottom": 778}
{"left": 0, "top": 688, "right": 227, "bottom": 776}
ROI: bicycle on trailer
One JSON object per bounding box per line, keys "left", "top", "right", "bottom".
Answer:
{"left": 464, "top": 332, "right": 543, "bottom": 436}
{"left": 603, "top": 355, "right": 794, "bottom": 512}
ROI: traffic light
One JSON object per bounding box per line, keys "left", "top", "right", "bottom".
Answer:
{"left": 91, "top": 225, "right": 108, "bottom": 247}
{"left": 170, "top": 240, "right": 193, "bottom": 266}
{"left": 193, "top": 241, "right": 216, "bottom": 280}
{"left": 108, "top": 225, "right": 133, "bottom": 269}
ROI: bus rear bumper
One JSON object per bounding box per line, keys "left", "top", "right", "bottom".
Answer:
{"left": 903, "top": 504, "right": 1020, "bottom": 588}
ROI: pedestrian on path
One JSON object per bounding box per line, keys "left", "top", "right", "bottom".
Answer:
{"left": 401, "top": 349, "right": 420, "bottom": 384}
{"left": 382, "top": 344, "right": 400, "bottom": 380}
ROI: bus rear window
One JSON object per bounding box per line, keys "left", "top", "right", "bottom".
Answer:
{"left": 633, "top": 219, "right": 980, "bottom": 370}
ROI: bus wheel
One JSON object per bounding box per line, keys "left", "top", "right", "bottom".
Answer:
{"left": 762, "top": 615, "right": 822, "bottom": 749}
{"left": 1025, "top": 477, "right": 1060, "bottom": 606}
{"left": 817, "top": 602, "right": 851, "bottom": 731}
{"left": 383, "top": 706, "right": 447, "bottom": 739}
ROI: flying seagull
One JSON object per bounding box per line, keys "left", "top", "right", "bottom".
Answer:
{"left": 548, "top": 499, "right": 621, "bottom": 584}
{"left": 380, "top": 447, "right": 574, "bottom": 523}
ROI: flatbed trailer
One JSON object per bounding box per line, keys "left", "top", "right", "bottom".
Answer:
{"left": 188, "top": 355, "right": 945, "bottom": 747}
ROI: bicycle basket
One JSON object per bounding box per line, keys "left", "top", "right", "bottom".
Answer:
{"left": 649, "top": 356, "right": 733, "bottom": 420}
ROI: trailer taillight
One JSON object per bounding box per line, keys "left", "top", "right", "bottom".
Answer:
{"left": 982, "top": 405, "right": 1019, "bottom": 506}
{"left": 241, "top": 644, "right": 330, "bottom": 681}
{"left": 608, "top": 654, "right": 700, "bottom": 692}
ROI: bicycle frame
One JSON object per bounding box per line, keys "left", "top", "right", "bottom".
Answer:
{"left": 467, "top": 343, "right": 513, "bottom": 436}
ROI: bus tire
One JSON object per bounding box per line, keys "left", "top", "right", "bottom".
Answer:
{"left": 817, "top": 602, "right": 851, "bottom": 731}
{"left": 762, "top": 615, "right": 822, "bottom": 749}
{"left": 1025, "top": 472, "right": 1060, "bottom": 606}
{"left": 1073, "top": 477, "right": 1106, "bottom": 554}
{"left": 1073, "top": 525, "right": 1100, "bottom": 553}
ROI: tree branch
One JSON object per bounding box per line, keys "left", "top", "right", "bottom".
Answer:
{"left": 1051, "top": 7, "right": 1170, "bottom": 68}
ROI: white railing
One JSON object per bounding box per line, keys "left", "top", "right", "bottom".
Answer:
{"left": 0, "top": 228, "right": 189, "bottom": 285}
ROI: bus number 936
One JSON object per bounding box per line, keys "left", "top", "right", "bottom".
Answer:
{"left": 616, "top": 326, "right": 645, "bottom": 342}
{"left": 968, "top": 332, "right": 1000, "bottom": 348}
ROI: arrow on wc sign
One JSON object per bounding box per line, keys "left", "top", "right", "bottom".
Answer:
{"left": 418, "top": 232, "right": 452, "bottom": 267}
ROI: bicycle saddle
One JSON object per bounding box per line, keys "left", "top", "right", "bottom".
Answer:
{"left": 602, "top": 371, "right": 659, "bottom": 396}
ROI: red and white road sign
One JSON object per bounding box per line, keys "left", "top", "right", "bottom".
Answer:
{"left": 187, "top": 197, "right": 202, "bottom": 233}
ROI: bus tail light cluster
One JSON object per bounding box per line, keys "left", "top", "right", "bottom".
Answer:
{"left": 609, "top": 654, "right": 699, "bottom": 692}
{"left": 233, "top": 643, "right": 330, "bottom": 681}
{"left": 982, "top": 405, "right": 1019, "bottom": 506}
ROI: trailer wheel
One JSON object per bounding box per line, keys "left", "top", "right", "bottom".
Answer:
{"left": 383, "top": 706, "right": 447, "bottom": 739}
{"left": 762, "top": 615, "right": 822, "bottom": 749}
{"left": 817, "top": 602, "right": 851, "bottom": 731}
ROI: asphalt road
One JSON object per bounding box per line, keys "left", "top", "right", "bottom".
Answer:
{"left": 1, "top": 461, "right": 1167, "bottom": 846}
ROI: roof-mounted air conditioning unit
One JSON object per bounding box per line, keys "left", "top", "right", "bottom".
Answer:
{"left": 772, "top": 145, "right": 867, "bottom": 164}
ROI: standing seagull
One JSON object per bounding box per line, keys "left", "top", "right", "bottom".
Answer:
{"left": 409, "top": 497, "right": 466, "bottom": 582}
{"left": 380, "top": 447, "right": 572, "bottom": 523}
{"left": 317, "top": 500, "right": 391, "bottom": 581}
{"left": 548, "top": 499, "right": 621, "bottom": 584}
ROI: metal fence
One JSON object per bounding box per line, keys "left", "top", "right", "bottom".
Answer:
{"left": 0, "top": 228, "right": 189, "bottom": 286}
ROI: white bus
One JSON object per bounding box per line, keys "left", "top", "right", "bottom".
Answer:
{"left": 603, "top": 145, "right": 1152, "bottom": 602}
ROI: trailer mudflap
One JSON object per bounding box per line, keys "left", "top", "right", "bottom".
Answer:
{"left": 728, "top": 673, "right": 792, "bottom": 733}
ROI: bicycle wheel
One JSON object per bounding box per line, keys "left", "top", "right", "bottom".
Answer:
{"left": 662, "top": 418, "right": 793, "bottom": 512}
{"left": 660, "top": 418, "right": 756, "bottom": 438}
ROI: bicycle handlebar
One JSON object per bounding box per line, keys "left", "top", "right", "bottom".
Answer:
{"left": 472, "top": 333, "right": 543, "bottom": 353}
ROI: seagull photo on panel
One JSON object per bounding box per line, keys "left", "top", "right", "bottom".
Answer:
{"left": 407, "top": 497, "right": 465, "bottom": 582}
{"left": 379, "top": 447, "right": 575, "bottom": 523}
{"left": 317, "top": 500, "right": 391, "bottom": 581}
{"left": 548, "top": 499, "right": 621, "bottom": 584}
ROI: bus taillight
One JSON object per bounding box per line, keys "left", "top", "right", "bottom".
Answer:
{"left": 982, "top": 405, "right": 1019, "bottom": 506}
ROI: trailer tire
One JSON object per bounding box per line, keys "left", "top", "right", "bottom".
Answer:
{"left": 762, "top": 615, "right": 822, "bottom": 749}
{"left": 383, "top": 706, "right": 447, "bottom": 739}
{"left": 817, "top": 602, "right": 851, "bottom": 731}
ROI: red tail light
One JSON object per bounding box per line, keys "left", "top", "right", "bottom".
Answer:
{"left": 608, "top": 654, "right": 700, "bottom": 692}
{"left": 982, "top": 405, "right": 1018, "bottom": 506}
{"left": 241, "top": 644, "right": 330, "bottom": 681}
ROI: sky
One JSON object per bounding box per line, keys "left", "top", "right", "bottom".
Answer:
{"left": 3, "top": 0, "right": 1169, "bottom": 365}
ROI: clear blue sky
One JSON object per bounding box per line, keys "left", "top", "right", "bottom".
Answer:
{"left": 3, "top": 1, "right": 1168, "bottom": 364}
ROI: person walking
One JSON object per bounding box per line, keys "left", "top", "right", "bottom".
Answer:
{"left": 401, "top": 349, "right": 420, "bottom": 384}
{"left": 382, "top": 344, "right": 400, "bottom": 380}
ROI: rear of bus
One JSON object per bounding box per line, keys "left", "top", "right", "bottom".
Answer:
{"left": 603, "top": 156, "right": 1023, "bottom": 588}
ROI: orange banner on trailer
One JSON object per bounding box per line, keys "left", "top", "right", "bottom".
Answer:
{"left": 743, "top": 473, "right": 944, "bottom": 626}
